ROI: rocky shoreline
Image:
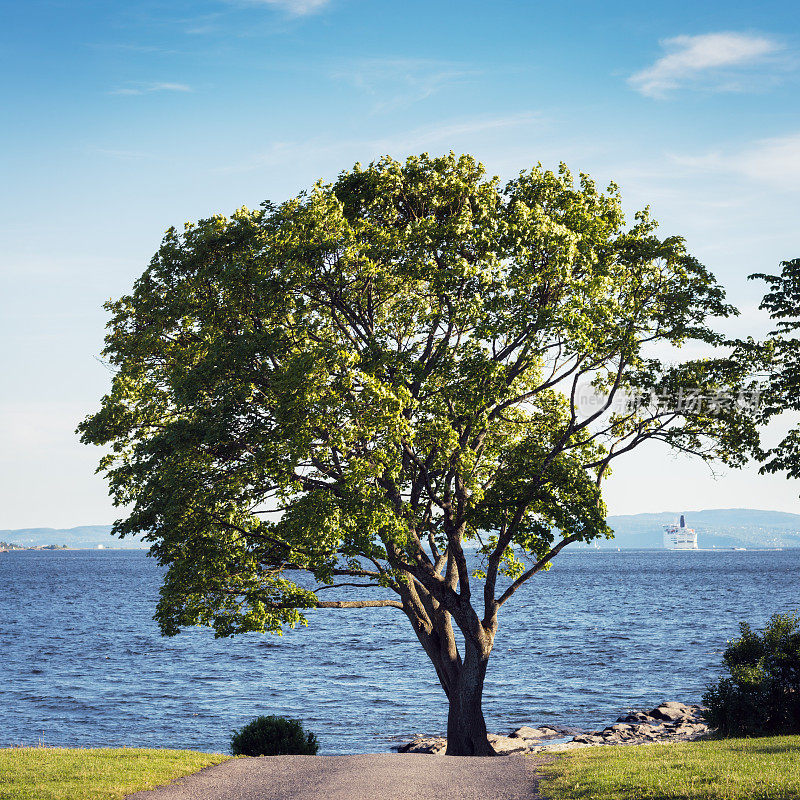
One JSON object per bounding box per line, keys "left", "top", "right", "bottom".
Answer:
{"left": 398, "top": 701, "right": 711, "bottom": 755}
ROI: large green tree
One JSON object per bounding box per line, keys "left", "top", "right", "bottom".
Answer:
{"left": 80, "top": 153, "right": 758, "bottom": 755}
{"left": 750, "top": 259, "right": 800, "bottom": 481}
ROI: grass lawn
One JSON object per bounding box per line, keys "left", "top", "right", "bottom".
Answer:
{"left": 0, "top": 747, "right": 230, "bottom": 800}
{"left": 537, "top": 736, "right": 800, "bottom": 800}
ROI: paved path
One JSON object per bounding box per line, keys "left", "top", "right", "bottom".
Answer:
{"left": 125, "top": 754, "right": 546, "bottom": 800}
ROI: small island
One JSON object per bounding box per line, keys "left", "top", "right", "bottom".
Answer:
{"left": 0, "top": 541, "right": 68, "bottom": 551}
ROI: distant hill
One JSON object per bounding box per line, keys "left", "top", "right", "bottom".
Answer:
{"left": 604, "top": 508, "right": 800, "bottom": 549}
{"left": 0, "top": 525, "right": 142, "bottom": 549}
{"left": 3, "top": 508, "right": 800, "bottom": 550}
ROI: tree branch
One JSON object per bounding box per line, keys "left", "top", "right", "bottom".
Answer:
{"left": 495, "top": 533, "right": 583, "bottom": 608}
{"left": 314, "top": 599, "right": 404, "bottom": 610}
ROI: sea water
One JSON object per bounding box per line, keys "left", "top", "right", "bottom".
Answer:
{"left": 1, "top": 548, "right": 797, "bottom": 754}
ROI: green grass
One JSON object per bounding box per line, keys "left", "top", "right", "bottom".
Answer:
{"left": 537, "top": 736, "right": 800, "bottom": 800}
{"left": 0, "top": 747, "right": 230, "bottom": 800}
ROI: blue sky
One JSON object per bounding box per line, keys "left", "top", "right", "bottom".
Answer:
{"left": 2, "top": 0, "right": 800, "bottom": 527}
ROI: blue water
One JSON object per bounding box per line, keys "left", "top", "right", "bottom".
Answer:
{"left": 1, "top": 549, "right": 797, "bottom": 754}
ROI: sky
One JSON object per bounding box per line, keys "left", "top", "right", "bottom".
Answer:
{"left": 2, "top": 0, "right": 800, "bottom": 528}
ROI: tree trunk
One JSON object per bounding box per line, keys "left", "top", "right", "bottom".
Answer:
{"left": 398, "top": 583, "right": 496, "bottom": 756}
{"left": 445, "top": 641, "right": 495, "bottom": 756}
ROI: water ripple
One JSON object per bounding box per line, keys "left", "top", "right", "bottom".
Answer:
{"left": 1, "top": 549, "right": 797, "bottom": 753}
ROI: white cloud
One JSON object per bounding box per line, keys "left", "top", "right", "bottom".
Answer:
{"left": 240, "top": 0, "right": 330, "bottom": 15}
{"left": 736, "top": 133, "right": 800, "bottom": 186}
{"left": 218, "top": 111, "right": 544, "bottom": 174}
{"left": 672, "top": 132, "right": 800, "bottom": 191}
{"left": 629, "top": 32, "right": 782, "bottom": 97}
{"left": 110, "top": 82, "right": 192, "bottom": 96}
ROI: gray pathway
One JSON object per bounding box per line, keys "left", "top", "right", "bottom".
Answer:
{"left": 125, "top": 753, "right": 546, "bottom": 800}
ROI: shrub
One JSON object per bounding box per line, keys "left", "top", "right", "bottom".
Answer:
{"left": 230, "top": 715, "right": 319, "bottom": 756}
{"left": 703, "top": 612, "right": 800, "bottom": 736}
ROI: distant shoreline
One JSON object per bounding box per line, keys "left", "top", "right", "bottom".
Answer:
{"left": 0, "top": 547, "right": 147, "bottom": 552}
{"left": 4, "top": 510, "right": 800, "bottom": 550}
{"left": 581, "top": 547, "right": 793, "bottom": 552}
{"left": 5, "top": 546, "right": 793, "bottom": 553}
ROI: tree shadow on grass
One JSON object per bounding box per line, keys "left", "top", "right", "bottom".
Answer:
{"left": 720, "top": 740, "right": 800, "bottom": 756}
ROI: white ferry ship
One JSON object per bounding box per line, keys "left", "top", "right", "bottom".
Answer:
{"left": 663, "top": 515, "right": 698, "bottom": 550}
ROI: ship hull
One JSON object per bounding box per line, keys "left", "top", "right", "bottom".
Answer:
{"left": 663, "top": 524, "right": 698, "bottom": 550}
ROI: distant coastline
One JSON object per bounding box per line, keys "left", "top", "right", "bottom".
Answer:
{"left": 0, "top": 545, "right": 146, "bottom": 552}
{"left": 0, "top": 542, "right": 68, "bottom": 552}
{"left": 2, "top": 508, "right": 800, "bottom": 550}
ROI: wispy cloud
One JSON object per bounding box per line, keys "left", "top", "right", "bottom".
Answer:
{"left": 88, "top": 42, "right": 182, "bottom": 55}
{"left": 332, "top": 58, "right": 481, "bottom": 111}
{"left": 109, "top": 82, "right": 192, "bottom": 96}
{"left": 392, "top": 113, "right": 542, "bottom": 151}
{"left": 629, "top": 32, "right": 783, "bottom": 97}
{"left": 671, "top": 132, "right": 800, "bottom": 191}
{"left": 218, "top": 111, "right": 543, "bottom": 174}
{"left": 234, "top": 0, "right": 331, "bottom": 16}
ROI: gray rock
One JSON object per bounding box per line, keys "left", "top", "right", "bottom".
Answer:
{"left": 672, "top": 722, "right": 709, "bottom": 740}
{"left": 531, "top": 741, "right": 590, "bottom": 752}
{"left": 487, "top": 734, "right": 529, "bottom": 755}
{"left": 649, "top": 701, "right": 695, "bottom": 722}
{"left": 617, "top": 711, "right": 656, "bottom": 723}
{"left": 397, "top": 702, "right": 713, "bottom": 756}
{"left": 605, "top": 724, "right": 635, "bottom": 733}
{"left": 509, "top": 726, "right": 547, "bottom": 740}
{"left": 398, "top": 733, "right": 529, "bottom": 756}
{"left": 572, "top": 734, "right": 605, "bottom": 744}
{"left": 553, "top": 726, "right": 585, "bottom": 737}
{"left": 398, "top": 736, "right": 447, "bottom": 755}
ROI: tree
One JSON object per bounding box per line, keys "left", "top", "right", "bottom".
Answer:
{"left": 79, "top": 153, "right": 758, "bottom": 755}
{"left": 749, "top": 259, "right": 800, "bottom": 482}
{"left": 703, "top": 612, "right": 800, "bottom": 735}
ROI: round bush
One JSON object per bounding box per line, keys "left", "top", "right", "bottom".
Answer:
{"left": 230, "top": 715, "right": 319, "bottom": 756}
{"left": 703, "top": 612, "right": 800, "bottom": 736}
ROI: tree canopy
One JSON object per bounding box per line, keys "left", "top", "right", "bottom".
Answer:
{"left": 79, "top": 153, "right": 759, "bottom": 754}
{"left": 750, "top": 258, "right": 800, "bottom": 483}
